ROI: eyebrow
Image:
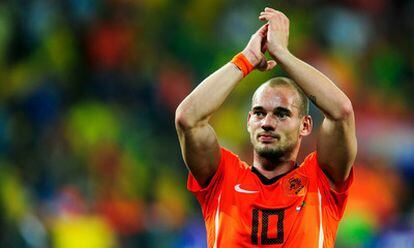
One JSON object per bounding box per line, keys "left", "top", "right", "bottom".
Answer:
{"left": 252, "top": 106, "right": 265, "bottom": 111}
{"left": 274, "top": 106, "right": 292, "bottom": 115}
{"left": 252, "top": 106, "right": 292, "bottom": 114}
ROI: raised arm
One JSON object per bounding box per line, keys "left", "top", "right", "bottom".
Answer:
{"left": 260, "top": 8, "right": 357, "bottom": 188}
{"left": 175, "top": 25, "right": 276, "bottom": 187}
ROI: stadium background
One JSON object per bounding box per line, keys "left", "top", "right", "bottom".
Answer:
{"left": 0, "top": 0, "right": 413, "bottom": 247}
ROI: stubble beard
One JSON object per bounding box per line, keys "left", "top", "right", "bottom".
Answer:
{"left": 254, "top": 139, "right": 296, "bottom": 161}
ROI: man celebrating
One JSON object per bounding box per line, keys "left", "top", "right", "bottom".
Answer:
{"left": 175, "top": 7, "right": 356, "bottom": 247}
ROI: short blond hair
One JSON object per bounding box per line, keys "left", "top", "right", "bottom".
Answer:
{"left": 252, "top": 77, "right": 309, "bottom": 117}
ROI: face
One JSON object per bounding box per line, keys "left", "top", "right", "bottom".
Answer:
{"left": 247, "top": 85, "right": 311, "bottom": 159}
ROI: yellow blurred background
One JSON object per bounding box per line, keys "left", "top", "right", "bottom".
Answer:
{"left": 0, "top": 0, "right": 413, "bottom": 247}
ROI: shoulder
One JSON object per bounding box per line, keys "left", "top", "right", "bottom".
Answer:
{"left": 297, "top": 151, "right": 354, "bottom": 219}
{"left": 299, "top": 151, "right": 354, "bottom": 191}
{"left": 297, "top": 152, "right": 318, "bottom": 173}
{"left": 220, "top": 147, "right": 251, "bottom": 171}
{"left": 187, "top": 147, "right": 250, "bottom": 204}
{"left": 296, "top": 151, "right": 330, "bottom": 187}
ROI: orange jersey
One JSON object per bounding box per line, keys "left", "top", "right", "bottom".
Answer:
{"left": 187, "top": 147, "right": 353, "bottom": 247}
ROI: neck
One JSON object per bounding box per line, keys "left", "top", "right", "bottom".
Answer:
{"left": 253, "top": 152, "right": 296, "bottom": 179}
{"left": 252, "top": 140, "right": 301, "bottom": 179}
{"left": 252, "top": 138, "right": 303, "bottom": 179}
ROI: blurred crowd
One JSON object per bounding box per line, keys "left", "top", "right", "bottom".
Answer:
{"left": 0, "top": 0, "right": 413, "bottom": 247}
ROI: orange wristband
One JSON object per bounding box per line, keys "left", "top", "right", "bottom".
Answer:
{"left": 231, "top": 52, "right": 254, "bottom": 77}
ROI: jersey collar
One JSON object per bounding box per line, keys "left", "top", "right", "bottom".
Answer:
{"left": 251, "top": 163, "right": 298, "bottom": 185}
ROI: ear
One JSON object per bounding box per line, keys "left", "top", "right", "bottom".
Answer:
{"left": 247, "top": 112, "right": 252, "bottom": 133}
{"left": 300, "top": 115, "right": 312, "bottom": 137}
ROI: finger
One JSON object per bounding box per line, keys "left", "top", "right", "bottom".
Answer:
{"left": 259, "top": 14, "right": 272, "bottom": 21}
{"left": 261, "top": 41, "right": 267, "bottom": 53}
{"left": 259, "top": 12, "right": 272, "bottom": 18}
{"left": 266, "top": 60, "right": 277, "bottom": 71}
{"left": 262, "top": 9, "right": 289, "bottom": 22}
{"left": 257, "top": 23, "right": 269, "bottom": 36}
{"left": 259, "top": 13, "right": 277, "bottom": 20}
{"left": 247, "top": 29, "right": 266, "bottom": 53}
{"left": 260, "top": 12, "right": 285, "bottom": 21}
{"left": 269, "top": 9, "right": 289, "bottom": 22}
{"left": 257, "top": 59, "right": 268, "bottom": 71}
{"left": 264, "top": 7, "right": 278, "bottom": 13}
{"left": 254, "top": 23, "right": 269, "bottom": 38}
{"left": 264, "top": 7, "right": 284, "bottom": 18}
{"left": 275, "top": 10, "right": 288, "bottom": 20}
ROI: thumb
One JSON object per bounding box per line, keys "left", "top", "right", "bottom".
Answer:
{"left": 265, "top": 60, "right": 277, "bottom": 71}
{"left": 256, "top": 56, "right": 268, "bottom": 71}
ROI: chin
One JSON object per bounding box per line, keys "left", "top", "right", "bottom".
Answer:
{"left": 255, "top": 145, "right": 285, "bottom": 159}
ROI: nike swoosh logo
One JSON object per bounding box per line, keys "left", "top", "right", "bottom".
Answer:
{"left": 234, "top": 184, "right": 259, "bottom": 194}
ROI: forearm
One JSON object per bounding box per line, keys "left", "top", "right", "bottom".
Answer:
{"left": 275, "top": 49, "right": 353, "bottom": 120}
{"left": 175, "top": 63, "right": 243, "bottom": 128}
{"left": 176, "top": 23, "right": 274, "bottom": 129}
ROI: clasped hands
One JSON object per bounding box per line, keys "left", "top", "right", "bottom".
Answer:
{"left": 242, "top": 7, "right": 290, "bottom": 72}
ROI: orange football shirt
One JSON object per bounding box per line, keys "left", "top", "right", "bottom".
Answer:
{"left": 187, "top": 147, "right": 353, "bottom": 247}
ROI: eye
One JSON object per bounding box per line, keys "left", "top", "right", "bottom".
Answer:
{"left": 276, "top": 112, "right": 287, "bottom": 118}
{"left": 275, "top": 110, "right": 290, "bottom": 119}
{"left": 254, "top": 111, "right": 265, "bottom": 117}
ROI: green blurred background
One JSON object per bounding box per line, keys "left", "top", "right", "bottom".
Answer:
{"left": 0, "top": 0, "right": 413, "bottom": 247}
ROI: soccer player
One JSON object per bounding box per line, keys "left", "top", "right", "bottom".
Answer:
{"left": 175, "top": 7, "right": 356, "bottom": 247}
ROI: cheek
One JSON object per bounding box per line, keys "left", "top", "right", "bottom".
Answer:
{"left": 281, "top": 121, "right": 301, "bottom": 137}
{"left": 247, "top": 122, "right": 254, "bottom": 135}
{"left": 248, "top": 119, "right": 260, "bottom": 131}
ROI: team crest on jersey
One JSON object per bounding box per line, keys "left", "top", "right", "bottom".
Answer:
{"left": 284, "top": 174, "right": 307, "bottom": 197}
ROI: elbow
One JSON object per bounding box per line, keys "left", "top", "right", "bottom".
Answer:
{"left": 175, "top": 105, "right": 209, "bottom": 131}
{"left": 175, "top": 104, "right": 195, "bottom": 130}
{"left": 331, "top": 98, "right": 354, "bottom": 121}
{"left": 339, "top": 98, "right": 354, "bottom": 119}
{"left": 175, "top": 105, "right": 189, "bottom": 130}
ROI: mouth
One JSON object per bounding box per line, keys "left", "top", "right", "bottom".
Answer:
{"left": 257, "top": 133, "right": 279, "bottom": 143}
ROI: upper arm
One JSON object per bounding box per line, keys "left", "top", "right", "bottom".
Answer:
{"left": 175, "top": 120, "right": 221, "bottom": 188}
{"left": 316, "top": 107, "right": 357, "bottom": 189}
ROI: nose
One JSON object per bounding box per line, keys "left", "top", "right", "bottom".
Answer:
{"left": 261, "top": 114, "right": 276, "bottom": 132}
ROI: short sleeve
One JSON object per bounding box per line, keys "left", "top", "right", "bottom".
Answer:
{"left": 186, "top": 147, "right": 239, "bottom": 216}
{"left": 302, "top": 152, "right": 354, "bottom": 219}
{"left": 187, "top": 148, "right": 225, "bottom": 193}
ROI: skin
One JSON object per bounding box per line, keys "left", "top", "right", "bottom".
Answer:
{"left": 259, "top": 8, "right": 357, "bottom": 187}
{"left": 175, "top": 24, "right": 276, "bottom": 187}
{"left": 247, "top": 84, "right": 312, "bottom": 179}
{"left": 176, "top": 7, "right": 357, "bottom": 190}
